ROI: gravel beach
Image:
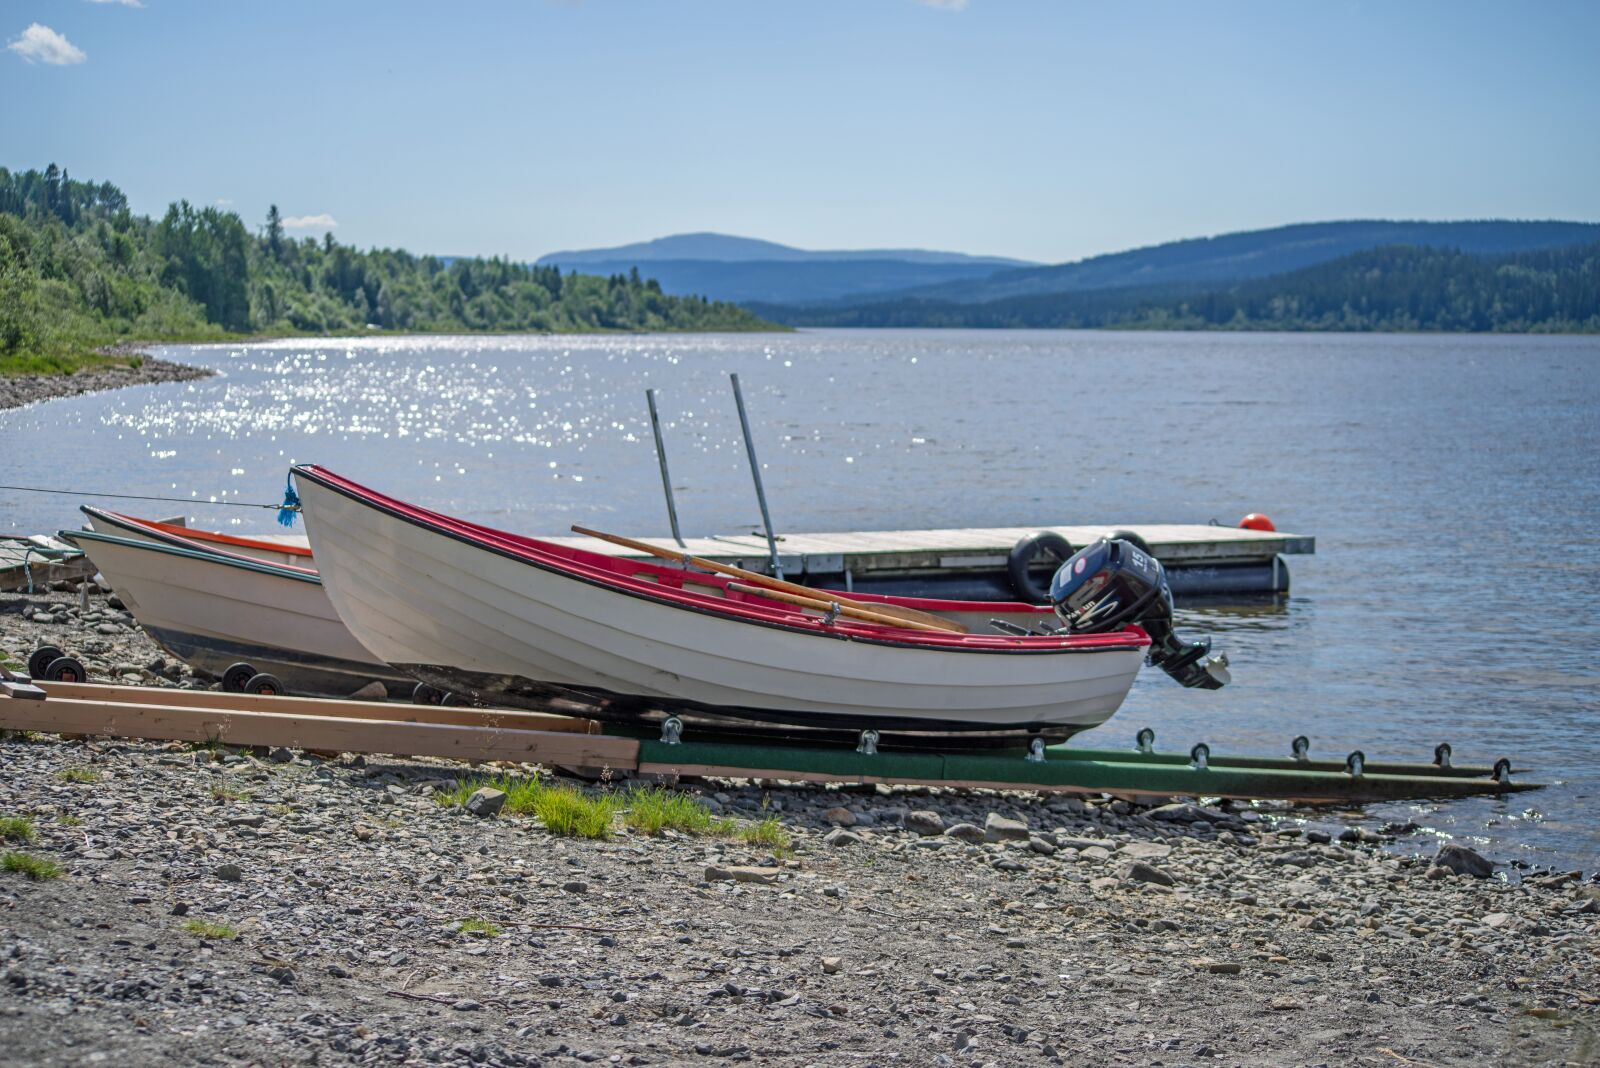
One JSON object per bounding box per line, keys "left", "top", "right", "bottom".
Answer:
{"left": 2, "top": 586, "right": 1597, "bottom": 1067}
{"left": 0, "top": 348, "right": 213, "bottom": 411}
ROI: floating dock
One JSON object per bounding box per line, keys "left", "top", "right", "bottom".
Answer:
{"left": 540, "top": 523, "right": 1314, "bottom": 600}
{"left": 5, "top": 521, "right": 1312, "bottom": 601}
{"left": 0, "top": 680, "right": 1524, "bottom": 805}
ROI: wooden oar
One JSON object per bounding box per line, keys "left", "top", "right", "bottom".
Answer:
{"left": 570, "top": 524, "right": 968, "bottom": 634}
{"left": 724, "top": 583, "right": 950, "bottom": 633}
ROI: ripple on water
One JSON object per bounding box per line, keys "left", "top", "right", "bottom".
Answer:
{"left": 1, "top": 330, "right": 1597, "bottom": 870}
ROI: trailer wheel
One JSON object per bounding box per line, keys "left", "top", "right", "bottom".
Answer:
{"left": 243, "top": 672, "right": 285, "bottom": 696}
{"left": 28, "top": 646, "right": 65, "bottom": 679}
{"left": 412, "top": 682, "right": 444, "bottom": 706}
{"left": 440, "top": 691, "right": 471, "bottom": 707}
{"left": 1007, "top": 531, "right": 1075, "bottom": 605}
{"left": 221, "top": 662, "right": 258, "bottom": 693}
{"left": 43, "top": 656, "right": 87, "bottom": 683}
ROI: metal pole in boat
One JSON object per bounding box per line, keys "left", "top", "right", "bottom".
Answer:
{"left": 729, "top": 373, "right": 784, "bottom": 580}
{"left": 645, "top": 389, "right": 687, "bottom": 549}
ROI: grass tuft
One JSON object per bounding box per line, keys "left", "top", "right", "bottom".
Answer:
{"left": 55, "top": 767, "right": 99, "bottom": 784}
{"left": 440, "top": 774, "right": 622, "bottom": 840}
{"left": 458, "top": 917, "right": 500, "bottom": 937}
{"left": 530, "top": 783, "right": 622, "bottom": 839}
{"left": 2, "top": 851, "right": 63, "bottom": 880}
{"left": 210, "top": 783, "right": 249, "bottom": 802}
{"left": 737, "top": 816, "right": 793, "bottom": 856}
{"left": 0, "top": 816, "right": 37, "bottom": 843}
{"left": 181, "top": 919, "right": 238, "bottom": 940}
{"left": 58, "top": 813, "right": 82, "bottom": 827}
{"left": 623, "top": 786, "right": 722, "bottom": 836}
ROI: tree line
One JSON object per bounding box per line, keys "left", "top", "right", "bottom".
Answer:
{"left": 751, "top": 242, "right": 1600, "bottom": 333}
{"left": 0, "top": 164, "right": 777, "bottom": 373}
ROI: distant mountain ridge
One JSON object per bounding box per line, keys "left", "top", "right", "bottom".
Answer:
{"left": 870, "top": 219, "right": 1600, "bottom": 305}
{"left": 532, "top": 220, "right": 1600, "bottom": 311}
{"left": 537, "top": 232, "right": 1032, "bottom": 266}
{"left": 748, "top": 240, "right": 1600, "bottom": 333}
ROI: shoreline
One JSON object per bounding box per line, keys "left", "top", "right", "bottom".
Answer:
{"left": 1, "top": 584, "right": 1598, "bottom": 1066}
{"left": 0, "top": 344, "right": 215, "bottom": 412}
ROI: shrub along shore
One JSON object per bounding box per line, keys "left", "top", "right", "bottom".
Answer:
{"left": 0, "top": 164, "right": 782, "bottom": 384}
{"left": 1, "top": 584, "right": 1597, "bottom": 1065}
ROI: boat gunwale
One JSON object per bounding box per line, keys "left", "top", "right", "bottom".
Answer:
{"left": 293, "top": 464, "right": 1151, "bottom": 658}
{"left": 59, "top": 528, "right": 325, "bottom": 585}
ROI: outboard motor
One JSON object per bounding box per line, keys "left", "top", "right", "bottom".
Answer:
{"left": 1048, "top": 538, "right": 1231, "bottom": 689}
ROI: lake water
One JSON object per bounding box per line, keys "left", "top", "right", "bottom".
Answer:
{"left": 2, "top": 329, "right": 1596, "bottom": 873}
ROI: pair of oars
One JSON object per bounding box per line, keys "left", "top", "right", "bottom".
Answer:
{"left": 570, "top": 525, "right": 967, "bottom": 634}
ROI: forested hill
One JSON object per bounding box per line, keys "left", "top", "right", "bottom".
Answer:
{"left": 0, "top": 165, "right": 777, "bottom": 375}
{"left": 749, "top": 242, "right": 1600, "bottom": 333}
{"left": 865, "top": 219, "right": 1600, "bottom": 305}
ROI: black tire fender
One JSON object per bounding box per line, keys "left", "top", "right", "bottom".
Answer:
{"left": 1007, "top": 531, "right": 1075, "bottom": 605}
{"left": 1104, "top": 529, "right": 1154, "bottom": 556}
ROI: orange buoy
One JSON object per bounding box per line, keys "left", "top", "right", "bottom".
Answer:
{"left": 1239, "top": 513, "right": 1276, "bottom": 532}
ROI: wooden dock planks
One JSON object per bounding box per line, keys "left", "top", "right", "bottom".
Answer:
{"left": 544, "top": 523, "right": 1314, "bottom": 577}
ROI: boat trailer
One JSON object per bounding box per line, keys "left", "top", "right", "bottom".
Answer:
{"left": 0, "top": 679, "right": 1534, "bottom": 804}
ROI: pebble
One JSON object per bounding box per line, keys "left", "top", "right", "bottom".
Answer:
{"left": 823, "top": 806, "right": 857, "bottom": 827}
{"left": 984, "top": 813, "right": 1030, "bottom": 841}
{"left": 1125, "top": 861, "right": 1176, "bottom": 887}
{"left": 466, "top": 787, "right": 507, "bottom": 818}
{"left": 1433, "top": 843, "right": 1495, "bottom": 879}
{"left": 905, "top": 810, "right": 946, "bottom": 836}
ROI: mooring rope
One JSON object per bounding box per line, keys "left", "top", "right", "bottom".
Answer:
{"left": 0, "top": 483, "right": 292, "bottom": 511}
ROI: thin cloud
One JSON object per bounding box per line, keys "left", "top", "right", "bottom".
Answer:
{"left": 915, "top": 0, "right": 969, "bottom": 9}
{"left": 7, "top": 24, "right": 87, "bottom": 65}
{"left": 86, "top": 0, "right": 144, "bottom": 7}
{"left": 282, "top": 213, "right": 338, "bottom": 229}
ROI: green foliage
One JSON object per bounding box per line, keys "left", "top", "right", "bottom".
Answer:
{"left": 54, "top": 767, "right": 99, "bottom": 784}
{"left": 457, "top": 917, "right": 500, "bottom": 937}
{"left": 737, "top": 815, "right": 793, "bottom": 855}
{"left": 181, "top": 919, "right": 238, "bottom": 940}
{"left": 622, "top": 785, "right": 727, "bottom": 836}
{"left": 2, "top": 850, "right": 63, "bottom": 880}
{"left": 0, "top": 816, "right": 37, "bottom": 843}
{"left": 439, "top": 773, "right": 621, "bottom": 839}
{"left": 756, "top": 242, "right": 1600, "bottom": 333}
{"left": 528, "top": 782, "right": 623, "bottom": 839}
{"left": 0, "top": 164, "right": 779, "bottom": 376}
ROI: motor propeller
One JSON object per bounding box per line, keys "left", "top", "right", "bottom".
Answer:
{"left": 1048, "top": 538, "right": 1230, "bottom": 689}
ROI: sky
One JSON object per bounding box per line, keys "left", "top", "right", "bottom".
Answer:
{"left": 3, "top": 0, "right": 1598, "bottom": 265}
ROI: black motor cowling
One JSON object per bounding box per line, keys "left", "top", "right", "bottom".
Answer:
{"left": 1048, "top": 538, "right": 1230, "bottom": 689}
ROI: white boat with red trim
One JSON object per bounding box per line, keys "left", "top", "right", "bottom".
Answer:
{"left": 291, "top": 465, "right": 1177, "bottom": 744}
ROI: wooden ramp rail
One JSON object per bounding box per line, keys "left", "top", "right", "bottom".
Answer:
{"left": 4, "top": 682, "right": 633, "bottom": 769}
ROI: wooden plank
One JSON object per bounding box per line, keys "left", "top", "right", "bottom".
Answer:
{"left": 0, "top": 692, "right": 638, "bottom": 767}
{"left": 35, "top": 681, "right": 599, "bottom": 733}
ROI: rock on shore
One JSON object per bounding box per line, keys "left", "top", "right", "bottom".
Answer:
{"left": 0, "top": 348, "right": 213, "bottom": 411}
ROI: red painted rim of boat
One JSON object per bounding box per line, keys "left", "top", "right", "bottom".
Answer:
{"left": 294, "top": 465, "right": 1150, "bottom": 655}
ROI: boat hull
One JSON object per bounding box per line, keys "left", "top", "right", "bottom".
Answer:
{"left": 293, "top": 467, "right": 1149, "bottom": 741}
{"left": 62, "top": 530, "right": 410, "bottom": 698}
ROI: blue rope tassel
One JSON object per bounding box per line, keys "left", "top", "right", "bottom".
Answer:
{"left": 277, "top": 473, "right": 300, "bottom": 528}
